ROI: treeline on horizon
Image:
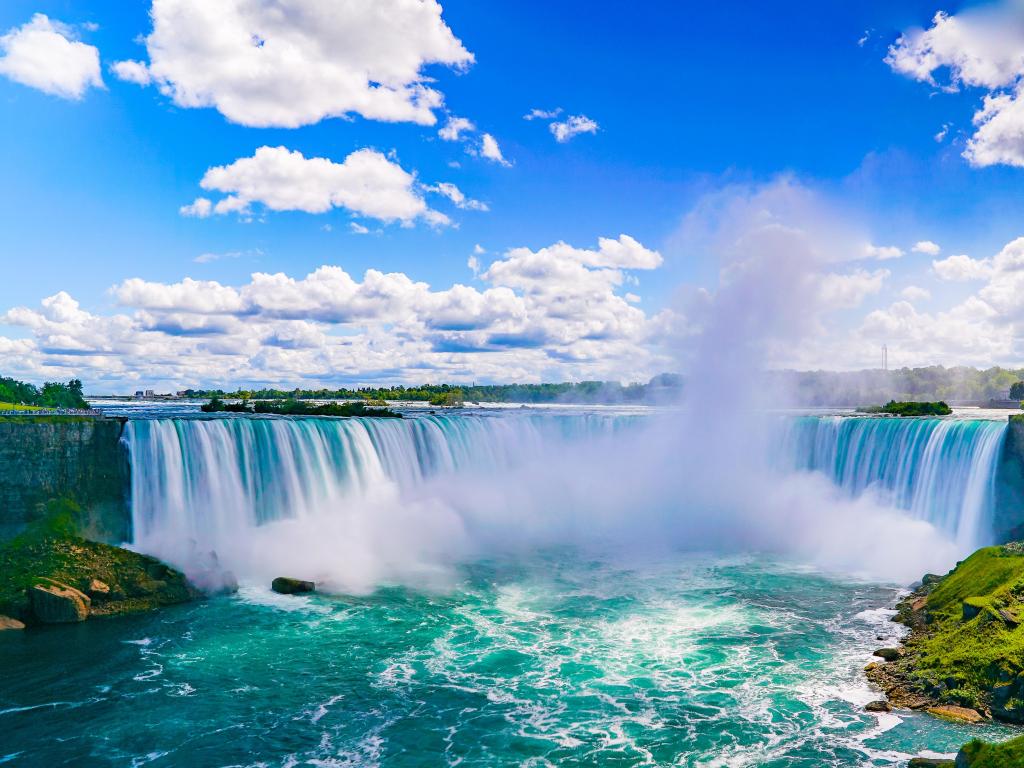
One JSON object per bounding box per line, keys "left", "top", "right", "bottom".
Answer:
{"left": 185, "top": 366, "right": 1024, "bottom": 407}
{"left": 0, "top": 376, "right": 89, "bottom": 409}
{"left": 184, "top": 374, "right": 684, "bottom": 405}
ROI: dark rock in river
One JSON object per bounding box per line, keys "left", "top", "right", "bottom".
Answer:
{"left": 272, "top": 577, "right": 315, "bottom": 595}
{"left": 873, "top": 647, "right": 902, "bottom": 661}
{"left": 864, "top": 700, "right": 891, "bottom": 712}
{"left": 30, "top": 579, "right": 90, "bottom": 623}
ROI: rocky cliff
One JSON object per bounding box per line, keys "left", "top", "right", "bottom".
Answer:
{"left": 0, "top": 416, "right": 130, "bottom": 542}
{"left": 993, "top": 415, "right": 1024, "bottom": 542}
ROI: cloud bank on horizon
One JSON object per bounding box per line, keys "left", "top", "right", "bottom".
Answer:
{"left": 3, "top": 0, "right": 1024, "bottom": 390}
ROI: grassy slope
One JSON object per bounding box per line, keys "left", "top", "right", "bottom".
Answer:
{"left": 907, "top": 545, "right": 1024, "bottom": 713}
{"left": 0, "top": 500, "right": 194, "bottom": 622}
{"left": 957, "top": 734, "right": 1024, "bottom": 766}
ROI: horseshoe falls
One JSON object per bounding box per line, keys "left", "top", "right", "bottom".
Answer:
{"left": 778, "top": 416, "right": 1008, "bottom": 551}
{"left": 124, "top": 413, "right": 1009, "bottom": 583}
{"left": 6, "top": 410, "right": 1018, "bottom": 767}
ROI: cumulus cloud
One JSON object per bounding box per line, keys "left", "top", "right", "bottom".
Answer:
{"left": 0, "top": 14, "right": 103, "bottom": 99}
{"left": 887, "top": 6, "right": 1024, "bottom": 166}
{"left": 900, "top": 285, "right": 932, "bottom": 302}
{"left": 438, "top": 115, "right": 474, "bottom": 141}
{"left": 110, "top": 0, "right": 472, "bottom": 128}
{"left": 110, "top": 59, "right": 151, "bottom": 85}
{"left": 932, "top": 253, "right": 994, "bottom": 281}
{"left": 550, "top": 114, "right": 599, "bottom": 142}
{"left": 180, "top": 197, "right": 212, "bottom": 218}
{"left": 1, "top": 235, "right": 669, "bottom": 388}
{"left": 864, "top": 243, "right": 904, "bottom": 260}
{"left": 185, "top": 146, "right": 450, "bottom": 226}
{"left": 912, "top": 240, "right": 941, "bottom": 255}
{"left": 525, "top": 107, "right": 599, "bottom": 142}
{"left": 817, "top": 268, "right": 889, "bottom": 309}
{"left": 479, "top": 133, "right": 510, "bottom": 166}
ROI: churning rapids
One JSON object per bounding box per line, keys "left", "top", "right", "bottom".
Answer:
{"left": 1, "top": 408, "right": 1018, "bottom": 766}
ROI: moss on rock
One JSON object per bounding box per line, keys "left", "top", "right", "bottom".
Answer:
{"left": 866, "top": 543, "right": 1024, "bottom": 723}
{"left": 0, "top": 499, "right": 197, "bottom": 625}
{"left": 956, "top": 734, "right": 1024, "bottom": 767}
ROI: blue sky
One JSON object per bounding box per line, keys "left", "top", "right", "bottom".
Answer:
{"left": 2, "top": 0, "right": 1024, "bottom": 391}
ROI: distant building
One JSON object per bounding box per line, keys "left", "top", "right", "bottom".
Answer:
{"left": 134, "top": 390, "right": 144, "bottom": 399}
{"left": 144, "top": 389, "right": 155, "bottom": 398}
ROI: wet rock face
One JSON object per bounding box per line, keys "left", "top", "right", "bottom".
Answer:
{"left": 0, "top": 615, "right": 25, "bottom": 630}
{"left": 0, "top": 419, "right": 129, "bottom": 542}
{"left": 30, "top": 580, "right": 90, "bottom": 623}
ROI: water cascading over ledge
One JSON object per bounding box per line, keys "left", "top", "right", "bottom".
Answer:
{"left": 121, "top": 412, "right": 1016, "bottom": 585}
{"left": 123, "top": 413, "right": 631, "bottom": 575}
{"left": 777, "top": 416, "right": 1008, "bottom": 550}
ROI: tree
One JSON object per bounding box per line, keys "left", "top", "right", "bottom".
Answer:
{"left": 1012, "top": 381, "right": 1024, "bottom": 401}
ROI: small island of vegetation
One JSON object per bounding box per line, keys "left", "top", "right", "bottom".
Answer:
{"left": 857, "top": 400, "right": 953, "bottom": 417}
{"left": 200, "top": 397, "right": 402, "bottom": 418}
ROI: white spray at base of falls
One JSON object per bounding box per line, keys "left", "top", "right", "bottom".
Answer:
{"left": 123, "top": 410, "right": 1005, "bottom": 591}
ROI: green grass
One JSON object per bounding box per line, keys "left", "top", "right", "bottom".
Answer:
{"left": 957, "top": 734, "right": 1024, "bottom": 767}
{"left": 908, "top": 546, "right": 1024, "bottom": 711}
{"left": 0, "top": 401, "right": 43, "bottom": 411}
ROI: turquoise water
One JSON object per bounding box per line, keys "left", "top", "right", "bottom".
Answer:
{"left": 1, "top": 552, "right": 1017, "bottom": 767}
{"left": 4, "top": 411, "right": 1022, "bottom": 765}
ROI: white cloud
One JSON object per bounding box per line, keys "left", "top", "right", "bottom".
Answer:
{"left": 524, "top": 107, "right": 562, "bottom": 121}
{"left": 887, "top": 6, "right": 1024, "bottom": 167}
{"left": 438, "top": 115, "right": 474, "bottom": 141}
{"left": 180, "top": 197, "right": 212, "bottom": 218}
{"left": 817, "top": 268, "right": 889, "bottom": 309}
{"left": 188, "top": 146, "right": 449, "bottom": 226}
{"left": 912, "top": 240, "right": 941, "bottom": 255}
{"left": 864, "top": 243, "right": 904, "bottom": 260}
{"left": 424, "top": 182, "right": 488, "bottom": 211}
{"left": 111, "top": 0, "right": 472, "bottom": 128}
{"left": 1, "top": 235, "right": 669, "bottom": 388}
{"left": 350, "top": 222, "right": 370, "bottom": 235}
{"left": 900, "top": 285, "right": 931, "bottom": 302}
{"left": 932, "top": 253, "right": 994, "bottom": 281}
{"left": 110, "top": 59, "right": 151, "bottom": 85}
{"left": 550, "top": 114, "right": 599, "bottom": 142}
{"left": 479, "top": 133, "right": 510, "bottom": 166}
{"left": 0, "top": 14, "right": 103, "bottom": 99}
{"left": 934, "top": 123, "right": 951, "bottom": 142}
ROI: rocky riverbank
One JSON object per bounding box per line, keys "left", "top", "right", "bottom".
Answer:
{"left": 865, "top": 542, "right": 1024, "bottom": 724}
{"left": 0, "top": 499, "right": 197, "bottom": 627}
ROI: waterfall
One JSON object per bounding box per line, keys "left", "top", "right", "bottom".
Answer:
{"left": 121, "top": 411, "right": 1008, "bottom": 588}
{"left": 123, "top": 413, "right": 631, "bottom": 585}
{"left": 777, "top": 416, "right": 1007, "bottom": 549}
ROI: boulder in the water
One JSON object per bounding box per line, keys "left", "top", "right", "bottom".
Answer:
{"left": 873, "top": 647, "right": 902, "bottom": 661}
{"left": 30, "top": 580, "right": 90, "bottom": 623}
{"left": 272, "top": 577, "right": 315, "bottom": 595}
{"left": 864, "top": 700, "right": 891, "bottom": 712}
{"left": 0, "top": 615, "right": 25, "bottom": 630}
